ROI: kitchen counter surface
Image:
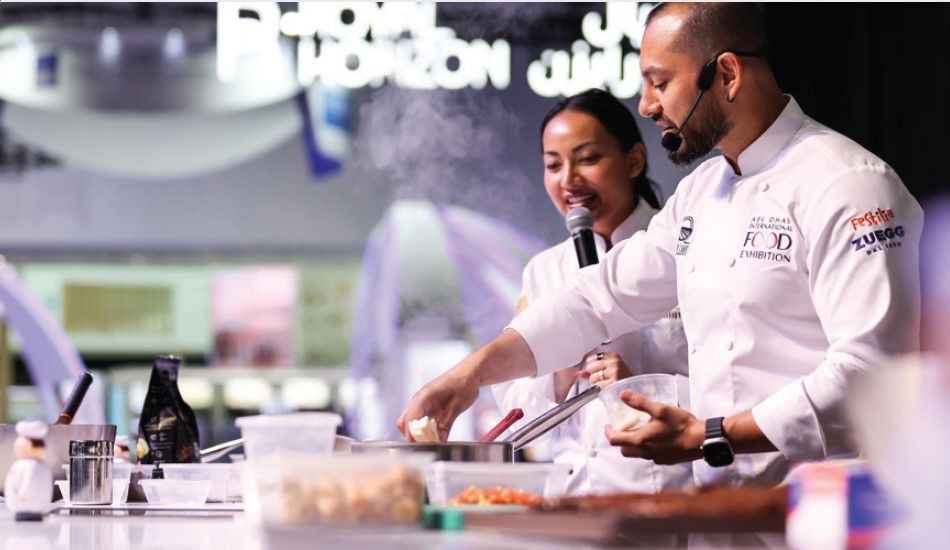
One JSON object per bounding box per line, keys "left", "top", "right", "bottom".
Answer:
{"left": 0, "top": 507, "right": 585, "bottom": 550}
{"left": 0, "top": 506, "right": 788, "bottom": 549}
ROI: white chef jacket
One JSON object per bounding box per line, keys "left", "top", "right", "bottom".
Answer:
{"left": 493, "top": 201, "right": 693, "bottom": 495}
{"left": 509, "top": 97, "right": 923, "bottom": 486}
{"left": 4, "top": 458, "right": 52, "bottom": 514}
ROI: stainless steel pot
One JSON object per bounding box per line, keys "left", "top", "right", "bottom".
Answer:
{"left": 0, "top": 424, "right": 116, "bottom": 492}
{"left": 350, "top": 385, "right": 601, "bottom": 462}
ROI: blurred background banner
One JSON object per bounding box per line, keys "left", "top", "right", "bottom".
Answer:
{"left": 296, "top": 84, "right": 351, "bottom": 179}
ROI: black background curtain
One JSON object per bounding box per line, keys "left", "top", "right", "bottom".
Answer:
{"left": 765, "top": 3, "right": 950, "bottom": 203}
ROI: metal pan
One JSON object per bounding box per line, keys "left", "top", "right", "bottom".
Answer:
{"left": 350, "top": 385, "right": 601, "bottom": 462}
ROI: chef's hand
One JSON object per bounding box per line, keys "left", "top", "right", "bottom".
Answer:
{"left": 397, "top": 329, "right": 538, "bottom": 442}
{"left": 604, "top": 389, "right": 705, "bottom": 465}
{"left": 397, "top": 364, "right": 480, "bottom": 442}
{"left": 578, "top": 351, "right": 632, "bottom": 389}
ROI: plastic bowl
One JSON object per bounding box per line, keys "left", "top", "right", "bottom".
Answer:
{"left": 55, "top": 480, "right": 70, "bottom": 504}
{"left": 112, "top": 478, "right": 130, "bottom": 504}
{"left": 242, "top": 451, "right": 432, "bottom": 528}
{"left": 425, "top": 462, "right": 570, "bottom": 506}
{"left": 599, "top": 373, "right": 680, "bottom": 431}
{"left": 161, "top": 463, "right": 232, "bottom": 502}
{"left": 138, "top": 479, "right": 213, "bottom": 506}
{"left": 236, "top": 413, "right": 342, "bottom": 460}
{"left": 57, "top": 478, "right": 130, "bottom": 505}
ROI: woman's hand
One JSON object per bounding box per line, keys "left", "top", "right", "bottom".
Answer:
{"left": 578, "top": 351, "right": 632, "bottom": 388}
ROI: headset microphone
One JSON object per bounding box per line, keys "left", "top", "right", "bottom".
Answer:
{"left": 661, "top": 57, "right": 718, "bottom": 152}
{"left": 660, "top": 49, "right": 770, "bottom": 153}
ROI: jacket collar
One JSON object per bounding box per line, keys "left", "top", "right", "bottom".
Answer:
{"left": 730, "top": 95, "right": 805, "bottom": 177}
{"left": 593, "top": 198, "right": 659, "bottom": 252}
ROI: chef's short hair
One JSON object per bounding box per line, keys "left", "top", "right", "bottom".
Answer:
{"left": 647, "top": 3, "right": 770, "bottom": 63}
{"left": 28, "top": 438, "right": 46, "bottom": 448}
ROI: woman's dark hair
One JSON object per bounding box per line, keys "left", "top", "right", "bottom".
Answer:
{"left": 540, "top": 88, "right": 661, "bottom": 210}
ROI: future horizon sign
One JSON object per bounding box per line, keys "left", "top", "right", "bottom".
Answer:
{"left": 217, "top": 2, "right": 654, "bottom": 98}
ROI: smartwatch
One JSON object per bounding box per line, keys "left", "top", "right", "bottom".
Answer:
{"left": 701, "top": 417, "right": 735, "bottom": 467}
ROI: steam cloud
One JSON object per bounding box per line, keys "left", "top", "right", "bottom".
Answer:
{"left": 352, "top": 86, "right": 540, "bottom": 230}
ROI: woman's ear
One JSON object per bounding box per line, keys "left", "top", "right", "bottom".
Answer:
{"left": 627, "top": 142, "right": 647, "bottom": 179}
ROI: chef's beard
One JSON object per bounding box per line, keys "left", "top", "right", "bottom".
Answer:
{"left": 668, "top": 98, "right": 732, "bottom": 166}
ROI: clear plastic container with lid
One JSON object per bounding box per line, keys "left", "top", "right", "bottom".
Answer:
{"left": 242, "top": 451, "right": 433, "bottom": 528}
{"left": 235, "top": 413, "right": 342, "bottom": 459}
{"left": 425, "top": 461, "right": 570, "bottom": 505}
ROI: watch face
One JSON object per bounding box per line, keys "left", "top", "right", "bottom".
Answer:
{"left": 702, "top": 439, "right": 735, "bottom": 467}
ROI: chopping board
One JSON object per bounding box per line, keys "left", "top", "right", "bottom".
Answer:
{"left": 463, "top": 486, "right": 786, "bottom": 544}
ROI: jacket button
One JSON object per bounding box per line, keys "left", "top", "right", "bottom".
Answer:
{"left": 689, "top": 344, "right": 697, "bottom": 354}
{"left": 728, "top": 258, "right": 736, "bottom": 267}
{"left": 727, "top": 341, "right": 734, "bottom": 351}
{"left": 588, "top": 449, "right": 598, "bottom": 458}
{"left": 760, "top": 182, "right": 770, "bottom": 192}
{"left": 688, "top": 263, "right": 695, "bottom": 273}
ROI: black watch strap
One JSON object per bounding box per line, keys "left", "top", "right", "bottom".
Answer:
{"left": 705, "top": 416, "right": 726, "bottom": 440}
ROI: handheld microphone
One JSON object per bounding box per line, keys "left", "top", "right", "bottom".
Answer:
{"left": 661, "top": 57, "right": 718, "bottom": 153}
{"left": 565, "top": 206, "right": 598, "bottom": 268}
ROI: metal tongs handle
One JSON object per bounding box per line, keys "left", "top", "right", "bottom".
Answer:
{"left": 199, "top": 438, "right": 244, "bottom": 463}
{"left": 504, "top": 385, "right": 601, "bottom": 451}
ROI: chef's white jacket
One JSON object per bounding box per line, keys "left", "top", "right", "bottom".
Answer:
{"left": 509, "top": 97, "right": 923, "bottom": 486}
{"left": 493, "top": 202, "right": 694, "bottom": 495}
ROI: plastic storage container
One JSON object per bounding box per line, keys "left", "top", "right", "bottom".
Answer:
{"left": 425, "top": 462, "right": 570, "bottom": 506}
{"left": 138, "top": 479, "right": 213, "bottom": 506}
{"left": 236, "top": 413, "right": 342, "bottom": 460}
{"left": 161, "top": 464, "right": 233, "bottom": 502}
{"left": 242, "top": 451, "right": 432, "bottom": 528}
{"left": 599, "top": 373, "right": 682, "bottom": 431}
{"left": 61, "top": 462, "right": 133, "bottom": 504}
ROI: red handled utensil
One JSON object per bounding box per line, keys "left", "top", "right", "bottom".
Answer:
{"left": 478, "top": 408, "right": 524, "bottom": 443}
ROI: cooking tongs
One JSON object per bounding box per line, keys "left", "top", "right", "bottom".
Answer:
{"left": 503, "top": 385, "right": 601, "bottom": 450}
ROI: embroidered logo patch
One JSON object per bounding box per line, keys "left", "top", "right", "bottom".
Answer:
{"left": 739, "top": 216, "right": 793, "bottom": 263}
{"left": 676, "top": 216, "right": 693, "bottom": 256}
{"left": 851, "top": 225, "right": 904, "bottom": 255}
{"left": 849, "top": 208, "right": 896, "bottom": 231}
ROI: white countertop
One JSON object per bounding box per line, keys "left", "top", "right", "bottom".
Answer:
{"left": 0, "top": 507, "right": 583, "bottom": 550}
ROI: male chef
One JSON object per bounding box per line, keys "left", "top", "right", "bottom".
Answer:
{"left": 398, "top": 2, "right": 922, "bottom": 486}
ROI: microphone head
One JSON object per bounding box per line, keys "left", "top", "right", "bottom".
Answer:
{"left": 661, "top": 132, "right": 683, "bottom": 152}
{"left": 565, "top": 206, "right": 595, "bottom": 234}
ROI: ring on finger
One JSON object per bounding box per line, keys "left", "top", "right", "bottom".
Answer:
{"left": 596, "top": 352, "right": 605, "bottom": 361}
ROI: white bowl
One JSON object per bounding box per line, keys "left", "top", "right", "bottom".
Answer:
{"left": 112, "top": 479, "right": 130, "bottom": 504}
{"left": 161, "top": 463, "right": 232, "bottom": 502}
{"left": 57, "top": 479, "right": 130, "bottom": 505}
{"left": 55, "top": 480, "right": 70, "bottom": 504}
{"left": 425, "top": 461, "right": 570, "bottom": 506}
{"left": 138, "top": 479, "right": 213, "bottom": 506}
